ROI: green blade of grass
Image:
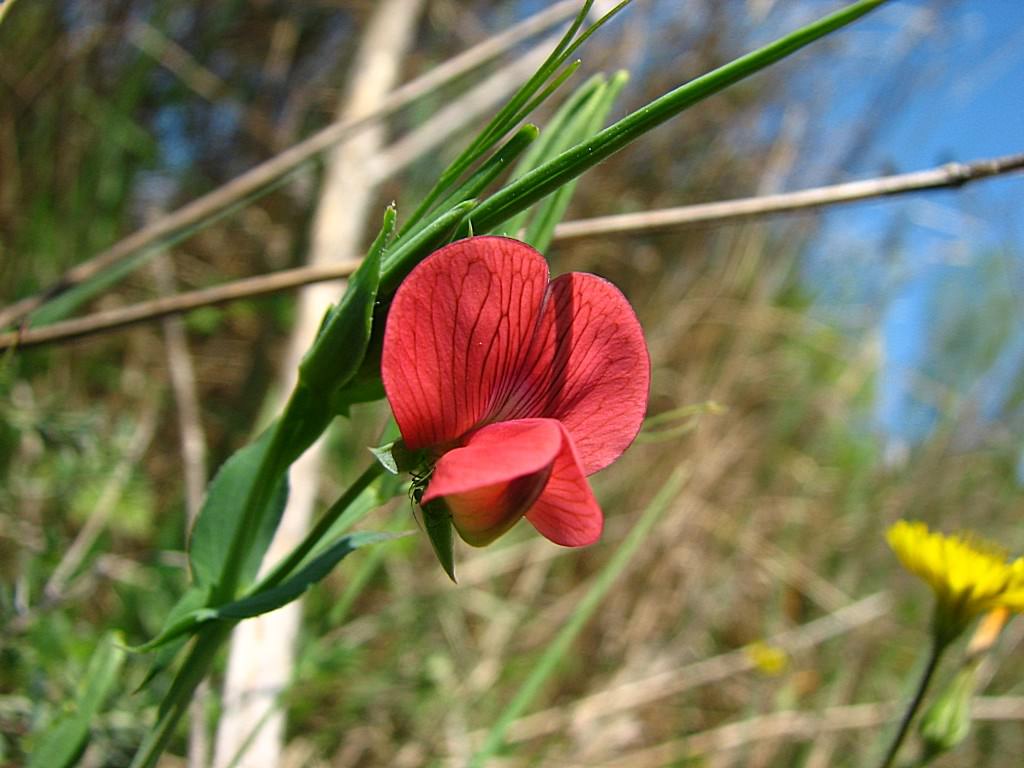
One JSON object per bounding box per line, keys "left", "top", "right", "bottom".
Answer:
{"left": 130, "top": 461, "right": 391, "bottom": 768}
{"left": 469, "top": 467, "right": 688, "bottom": 766}
{"left": 399, "top": 0, "right": 632, "bottom": 234}
{"left": 466, "top": 0, "right": 888, "bottom": 234}
{"left": 502, "top": 72, "right": 607, "bottom": 237}
{"left": 397, "top": 125, "right": 538, "bottom": 248}
{"left": 522, "top": 70, "right": 630, "bottom": 252}
{"left": 28, "top": 631, "right": 126, "bottom": 768}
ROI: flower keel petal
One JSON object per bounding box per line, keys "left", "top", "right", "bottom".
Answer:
{"left": 526, "top": 423, "right": 603, "bottom": 547}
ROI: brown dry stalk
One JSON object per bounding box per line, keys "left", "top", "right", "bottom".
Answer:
{"left": 574, "top": 697, "right": 1024, "bottom": 768}
{"left": 2, "top": 152, "right": 1022, "bottom": 352}
{"left": 552, "top": 152, "right": 1024, "bottom": 240}
{"left": 2, "top": 260, "right": 361, "bottom": 349}
{"left": 485, "top": 592, "right": 891, "bottom": 747}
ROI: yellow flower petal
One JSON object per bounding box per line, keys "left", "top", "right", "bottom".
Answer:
{"left": 887, "top": 520, "right": 1024, "bottom": 633}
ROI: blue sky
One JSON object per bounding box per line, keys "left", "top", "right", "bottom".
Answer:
{"left": 791, "top": 1, "right": 1024, "bottom": 458}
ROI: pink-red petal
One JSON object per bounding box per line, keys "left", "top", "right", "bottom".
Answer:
{"left": 422, "top": 419, "right": 562, "bottom": 547}
{"left": 526, "top": 422, "right": 604, "bottom": 547}
{"left": 495, "top": 272, "right": 649, "bottom": 475}
{"left": 381, "top": 237, "right": 550, "bottom": 451}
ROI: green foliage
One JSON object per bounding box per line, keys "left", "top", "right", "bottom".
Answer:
{"left": 188, "top": 427, "right": 290, "bottom": 590}
{"left": 422, "top": 500, "right": 457, "bottom": 582}
{"left": 26, "top": 632, "right": 125, "bottom": 768}
{"left": 136, "top": 532, "right": 401, "bottom": 652}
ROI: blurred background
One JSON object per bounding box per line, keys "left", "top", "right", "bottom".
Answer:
{"left": 1, "top": 1, "right": 1023, "bottom": 766}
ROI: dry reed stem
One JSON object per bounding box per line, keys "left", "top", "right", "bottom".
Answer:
{"left": 489, "top": 593, "right": 889, "bottom": 746}
{"left": 3, "top": 152, "right": 1020, "bottom": 352}
{"left": 552, "top": 153, "right": 1024, "bottom": 240}
{"left": 570, "top": 695, "right": 1024, "bottom": 768}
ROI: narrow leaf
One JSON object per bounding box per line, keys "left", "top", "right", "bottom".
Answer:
{"left": 213, "top": 531, "right": 403, "bottom": 620}
{"left": 131, "top": 533, "right": 400, "bottom": 649}
{"left": 423, "top": 499, "right": 457, "bottom": 582}
{"left": 369, "top": 441, "right": 399, "bottom": 474}
{"left": 188, "top": 427, "right": 289, "bottom": 590}
{"left": 524, "top": 71, "right": 629, "bottom": 252}
{"left": 467, "top": 0, "right": 888, "bottom": 234}
{"left": 132, "top": 585, "right": 212, "bottom": 664}
{"left": 400, "top": 125, "right": 538, "bottom": 247}
{"left": 502, "top": 74, "right": 607, "bottom": 237}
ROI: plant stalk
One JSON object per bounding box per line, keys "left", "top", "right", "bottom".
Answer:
{"left": 877, "top": 637, "right": 949, "bottom": 768}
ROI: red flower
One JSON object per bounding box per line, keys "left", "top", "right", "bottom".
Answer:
{"left": 382, "top": 236, "right": 649, "bottom": 547}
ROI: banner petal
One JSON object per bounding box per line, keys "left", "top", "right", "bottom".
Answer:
{"left": 499, "top": 272, "right": 649, "bottom": 474}
{"left": 382, "top": 237, "right": 550, "bottom": 451}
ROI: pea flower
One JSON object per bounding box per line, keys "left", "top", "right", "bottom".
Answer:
{"left": 887, "top": 520, "right": 1024, "bottom": 641}
{"left": 381, "top": 236, "right": 649, "bottom": 548}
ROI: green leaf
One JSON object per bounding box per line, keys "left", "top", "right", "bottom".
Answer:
{"left": 211, "top": 531, "right": 404, "bottom": 620}
{"left": 368, "top": 439, "right": 424, "bottom": 476}
{"left": 253, "top": 461, "right": 400, "bottom": 593}
{"left": 369, "top": 441, "right": 399, "bottom": 474}
{"left": 422, "top": 500, "right": 456, "bottom": 582}
{"left": 379, "top": 199, "right": 477, "bottom": 295}
{"left": 200, "top": 208, "right": 392, "bottom": 604}
{"left": 331, "top": 375, "right": 386, "bottom": 417}
{"left": 501, "top": 73, "right": 607, "bottom": 237}
{"left": 399, "top": 125, "right": 538, "bottom": 248}
{"left": 299, "top": 206, "right": 391, "bottom": 395}
{"left": 28, "top": 632, "right": 126, "bottom": 768}
{"left": 132, "top": 533, "right": 401, "bottom": 650}
{"left": 132, "top": 586, "right": 212, "bottom": 666}
{"left": 399, "top": 0, "right": 611, "bottom": 235}
{"left": 523, "top": 71, "right": 629, "bottom": 252}
{"left": 188, "top": 427, "right": 289, "bottom": 590}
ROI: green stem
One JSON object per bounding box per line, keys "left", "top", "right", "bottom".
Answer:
{"left": 130, "top": 623, "right": 234, "bottom": 768}
{"left": 878, "top": 637, "right": 949, "bottom": 768}
{"left": 212, "top": 386, "right": 321, "bottom": 604}
{"left": 253, "top": 461, "right": 385, "bottom": 593}
{"left": 131, "top": 463, "right": 383, "bottom": 767}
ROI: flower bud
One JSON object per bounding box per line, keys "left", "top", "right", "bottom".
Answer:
{"left": 919, "top": 665, "right": 975, "bottom": 759}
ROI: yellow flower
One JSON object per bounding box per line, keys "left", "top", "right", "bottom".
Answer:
{"left": 743, "top": 641, "right": 789, "bottom": 676}
{"left": 887, "top": 520, "right": 1024, "bottom": 641}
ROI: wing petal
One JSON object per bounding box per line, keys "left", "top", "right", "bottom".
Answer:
{"left": 423, "top": 419, "right": 562, "bottom": 546}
